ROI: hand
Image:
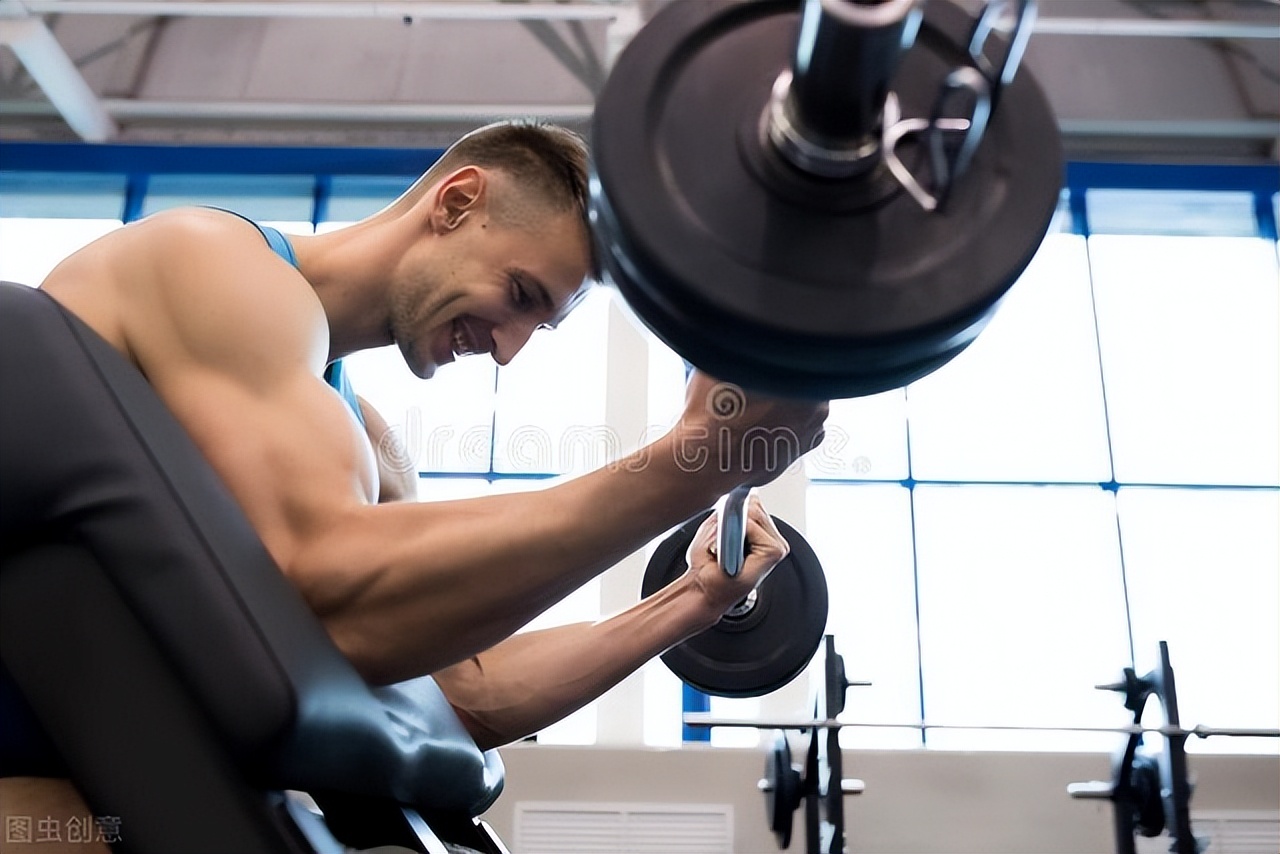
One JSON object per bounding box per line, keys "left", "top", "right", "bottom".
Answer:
{"left": 684, "top": 492, "right": 790, "bottom": 623}
{"left": 676, "top": 371, "right": 828, "bottom": 488}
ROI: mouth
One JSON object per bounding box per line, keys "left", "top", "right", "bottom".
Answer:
{"left": 451, "top": 318, "right": 487, "bottom": 358}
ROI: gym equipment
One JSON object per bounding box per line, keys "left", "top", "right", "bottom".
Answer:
{"left": 641, "top": 503, "right": 829, "bottom": 698}
{"left": 686, "top": 638, "right": 1277, "bottom": 853}
{"left": 760, "top": 732, "right": 805, "bottom": 849}
{"left": 1068, "top": 641, "right": 1203, "bottom": 854}
{"left": 754, "top": 636, "right": 867, "bottom": 853}
{"left": 591, "top": 0, "right": 1062, "bottom": 399}
{"left": 683, "top": 717, "right": 1280, "bottom": 740}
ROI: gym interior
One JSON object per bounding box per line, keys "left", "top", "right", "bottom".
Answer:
{"left": 0, "top": 1, "right": 1277, "bottom": 853}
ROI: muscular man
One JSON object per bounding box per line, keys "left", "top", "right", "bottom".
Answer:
{"left": 35, "top": 120, "right": 827, "bottom": 745}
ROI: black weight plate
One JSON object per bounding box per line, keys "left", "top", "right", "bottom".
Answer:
{"left": 825, "top": 648, "right": 847, "bottom": 720}
{"left": 592, "top": 0, "right": 1063, "bottom": 399}
{"left": 641, "top": 510, "right": 829, "bottom": 698}
{"left": 1130, "top": 753, "right": 1166, "bottom": 837}
{"left": 764, "top": 731, "right": 803, "bottom": 849}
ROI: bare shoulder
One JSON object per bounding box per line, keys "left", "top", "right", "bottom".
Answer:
{"left": 119, "top": 208, "right": 330, "bottom": 386}
{"left": 43, "top": 207, "right": 328, "bottom": 383}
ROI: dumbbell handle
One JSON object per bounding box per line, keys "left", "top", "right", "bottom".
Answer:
{"left": 715, "top": 485, "right": 753, "bottom": 578}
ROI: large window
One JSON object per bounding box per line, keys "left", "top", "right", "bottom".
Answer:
{"left": 2, "top": 144, "right": 1275, "bottom": 754}
{"left": 805, "top": 175, "right": 1279, "bottom": 754}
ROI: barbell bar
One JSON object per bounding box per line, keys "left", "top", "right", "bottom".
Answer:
{"left": 682, "top": 714, "right": 1280, "bottom": 740}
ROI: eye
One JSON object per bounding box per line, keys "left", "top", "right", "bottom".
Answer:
{"left": 509, "top": 276, "right": 534, "bottom": 310}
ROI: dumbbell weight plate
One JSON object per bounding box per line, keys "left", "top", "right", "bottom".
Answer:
{"left": 641, "top": 510, "right": 829, "bottom": 698}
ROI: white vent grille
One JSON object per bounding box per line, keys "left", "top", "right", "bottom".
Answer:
{"left": 1135, "top": 811, "right": 1280, "bottom": 854}
{"left": 513, "top": 801, "right": 733, "bottom": 854}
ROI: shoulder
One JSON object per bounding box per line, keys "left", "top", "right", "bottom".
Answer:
{"left": 121, "top": 208, "right": 330, "bottom": 382}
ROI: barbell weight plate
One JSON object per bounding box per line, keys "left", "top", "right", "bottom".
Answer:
{"left": 641, "top": 510, "right": 829, "bottom": 698}
{"left": 1129, "top": 753, "right": 1166, "bottom": 838}
{"left": 825, "top": 647, "right": 848, "bottom": 720}
{"left": 763, "top": 731, "right": 804, "bottom": 849}
{"left": 591, "top": 0, "right": 1062, "bottom": 399}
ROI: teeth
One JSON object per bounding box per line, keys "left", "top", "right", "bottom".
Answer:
{"left": 453, "top": 327, "right": 469, "bottom": 356}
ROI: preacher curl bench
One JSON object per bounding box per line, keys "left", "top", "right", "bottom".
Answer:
{"left": 0, "top": 281, "right": 507, "bottom": 854}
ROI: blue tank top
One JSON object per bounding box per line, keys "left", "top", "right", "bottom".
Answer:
{"left": 245, "top": 219, "right": 366, "bottom": 429}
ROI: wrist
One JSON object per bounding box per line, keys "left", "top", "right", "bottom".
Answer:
{"left": 654, "top": 570, "right": 725, "bottom": 640}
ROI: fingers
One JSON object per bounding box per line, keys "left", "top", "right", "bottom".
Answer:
{"left": 686, "top": 494, "right": 789, "bottom": 584}
{"left": 742, "top": 507, "right": 788, "bottom": 570}
{"left": 736, "top": 494, "right": 788, "bottom": 581}
{"left": 685, "top": 510, "right": 719, "bottom": 567}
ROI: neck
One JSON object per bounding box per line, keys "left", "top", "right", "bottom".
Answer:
{"left": 291, "top": 222, "right": 399, "bottom": 362}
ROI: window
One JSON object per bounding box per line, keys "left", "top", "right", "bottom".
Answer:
{"left": 808, "top": 172, "right": 1278, "bottom": 754}
{"left": 0, "top": 217, "right": 123, "bottom": 286}
{"left": 141, "top": 173, "right": 316, "bottom": 235}
{"left": 1090, "top": 234, "right": 1278, "bottom": 486}
{"left": 806, "top": 483, "right": 920, "bottom": 750}
{"left": 0, "top": 172, "right": 125, "bottom": 286}
{"left": 1119, "top": 487, "right": 1279, "bottom": 755}
{"left": 905, "top": 233, "right": 1111, "bottom": 483}
{"left": 493, "top": 287, "right": 612, "bottom": 475}
{"left": 912, "top": 484, "right": 1130, "bottom": 752}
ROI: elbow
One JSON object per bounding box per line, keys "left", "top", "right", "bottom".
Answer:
{"left": 435, "top": 660, "right": 516, "bottom": 750}
{"left": 448, "top": 703, "right": 509, "bottom": 752}
{"left": 324, "top": 616, "right": 403, "bottom": 686}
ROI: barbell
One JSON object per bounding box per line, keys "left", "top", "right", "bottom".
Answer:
{"left": 690, "top": 640, "right": 1278, "bottom": 854}
{"left": 682, "top": 716, "right": 1280, "bottom": 740}
{"left": 590, "top": 0, "right": 1062, "bottom": 400}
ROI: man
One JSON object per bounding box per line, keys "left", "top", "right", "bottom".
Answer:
{"left": 33, "top": 120, "right": 826, "bottom": 744}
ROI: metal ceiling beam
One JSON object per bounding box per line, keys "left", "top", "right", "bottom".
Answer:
{"left": 14, "top": 1, "right": 624, "bottom": 21}
{"left": 0, "top": 16, "right": 117, "bottom": 141}
{"left": 1, "top": 99, "right": 1273, "bottom": 143}
{"left": 12, "top": 2, "right": 1277, "bottom": 39}
{"left": 520, "top": 19, "right": 606, "bottom": 95}
{"left": 0, "top": 98, "right": 594, "bottom": 123}
{"left": 1058, "top": 118, "right": 1279, "bottom": 139}
{"left": 1029, "top": 17, "right": 1279, "bottom": 39}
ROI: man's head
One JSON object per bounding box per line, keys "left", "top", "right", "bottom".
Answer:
{"left": 387, "top": 121, "right": 599, "bottom": 379}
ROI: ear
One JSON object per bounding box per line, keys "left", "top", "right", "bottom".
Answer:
{"left": 429, "top": 166, "right": 486, "bottom": 234}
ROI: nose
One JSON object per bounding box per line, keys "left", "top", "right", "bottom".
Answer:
{"left": 492, "top": 317, "right": 540, "bottom": 366}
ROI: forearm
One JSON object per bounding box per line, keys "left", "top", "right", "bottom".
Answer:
{"left": 296, "top": 431, "right": 743, "bottom": 684}
{"left": 433, "top": 573, "right": 718, "bottom": 750}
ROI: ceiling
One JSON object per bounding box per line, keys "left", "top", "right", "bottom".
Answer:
{"left": 0, "top": 0, "right": 1277, "bottom": 163}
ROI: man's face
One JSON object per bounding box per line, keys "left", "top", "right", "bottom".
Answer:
{"left": 392, "top": 209, "right": 592, "bottom": 380}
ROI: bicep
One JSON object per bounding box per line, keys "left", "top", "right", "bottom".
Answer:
{"left": 160, "top": 365, "right": 379, "bottom": 564}
{"left": 121, "top": 221, "right": 379, "bottom": 566}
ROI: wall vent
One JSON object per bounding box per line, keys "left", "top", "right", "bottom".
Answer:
{"left": 512, "top": 801, "right": 733, "bottom": 854}
{"left": 1135, "top": 811, "right": 1280, "bottom": 854}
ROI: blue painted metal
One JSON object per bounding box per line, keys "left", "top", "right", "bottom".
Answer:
{"left": 682, "top": 683, "right": 711, "bottom": 743}
{"left": 0, "top": 141, "right": 444, "bottom": 176}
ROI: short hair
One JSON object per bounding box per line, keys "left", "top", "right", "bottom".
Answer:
{"left": 423, "top": 121, "right": 600, "bottom": 283}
